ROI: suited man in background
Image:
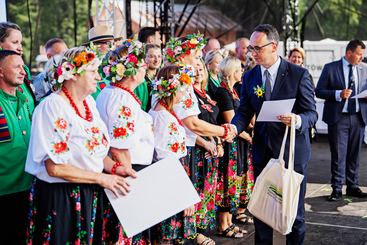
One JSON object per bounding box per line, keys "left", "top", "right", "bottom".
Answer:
{"left": 316, "top": 40, "right": 367, "bottom": 201}
{"left": 232, "top": 24, "right": 317, "bottom": 245}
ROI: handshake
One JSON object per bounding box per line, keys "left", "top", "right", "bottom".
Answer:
{"left": 221, "top": 123, "right": 238, "bottom": 142}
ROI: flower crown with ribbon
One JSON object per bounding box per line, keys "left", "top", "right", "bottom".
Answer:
{"left": 100, "top": 39, "right": 145, "bottom": 83}
{"left": 164, "top": 33, "right": 207, "bottom": 64}
{"left": 50, "top": 49, "right": 101, "bottom": 89}
{"left": 151, "top": 65, "right": 195, "bottom": 99}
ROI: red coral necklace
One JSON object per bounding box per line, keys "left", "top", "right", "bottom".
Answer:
{"left": 61, "top": 86, "right": 93, "bottom": 122}
{"left": 159, "top": 101, "right": 183, "bottom": 126}
{"left": 111, "top": 83, "right": 142, "bottom": 106}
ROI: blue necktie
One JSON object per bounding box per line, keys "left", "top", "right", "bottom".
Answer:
{"left": 264, "top": 70, "right": 272, "bottom": 100}
{"left": 348, "top": 64, "right": 356, "bottom": 113}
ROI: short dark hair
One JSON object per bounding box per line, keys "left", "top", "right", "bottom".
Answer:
{"left": 0, "top": 22, "right": 21, "bottom": 42}
{"left": 0, "top": 50, "right": 21, "bottom": 62}
{"left": 145, "top": 44, "right": 161, "bottom": 54}
{"left": 138, "top": 27, "right": 158, "bottom": 43}
{"left": 346, "top": 39, "right": 366, "bottom": 52}
{"left": 253, "top": 24, "right": 280, "bottom": 43}
{"left": 44, "top": 38, "right": 66, "bottom": 52}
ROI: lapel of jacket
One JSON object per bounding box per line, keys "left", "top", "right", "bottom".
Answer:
{"left": 271, "top": 58, "right": 287, "bottom": 99}
{"left": 336, "top": 59, "right": 346, "bottom": 89}
{"left": 253, "top": 65, "right": 264, "bottom": 100}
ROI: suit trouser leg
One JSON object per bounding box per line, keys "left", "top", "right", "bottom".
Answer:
{"left": 328, "top": 114, "right": 364, "bottom": 191}
{"left": 328, "top": 116, "right": 349, "bottom": 192}
{"left": 345, "top": 114, "right": 364, "bottom": 189}
{"left": 286, "top": 171, "right": 307, "bottom": 245}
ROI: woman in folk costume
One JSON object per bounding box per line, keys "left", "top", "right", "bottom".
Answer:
{"left": 213, "top": 56, "right": 253, "bottom": 238}
{"left": 97, "top": 39, "right": 154, "bottom": 244}
{"left": 204, "top": 50, "right": 224, "bottom": 98}
{"left": 149, "top": 65, "right": 196, "bottom": 244}
{"left": 25, "top": 46, "right": 134, "bottom": 244}
{"left": 192, "top": 59, "right": 222, "bottom": 245}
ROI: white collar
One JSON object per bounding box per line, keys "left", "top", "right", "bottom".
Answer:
{"left": 260, "top": 56, "right": 281, "bottom": 78}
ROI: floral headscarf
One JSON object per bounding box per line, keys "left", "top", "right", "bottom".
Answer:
{"left": 151, "top": 65, "right": 195, "bottom": 99}
{"left": 100, "top": 39, "right": 145, "bottom": 83}
{"left": 50, "top": 48, "right": 101, "bottom": 89}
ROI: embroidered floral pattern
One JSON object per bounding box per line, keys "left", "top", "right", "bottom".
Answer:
{"left": 50, "top": 118, "right": 71, "bottom": 156}
{"left": 168, "top": 122, "right": 178, "bottom": 135}
{"left": 111, "top": 106, "right": 135, "bottom": 140}
{"left": 183, "top": 98, "right": 193, "bottom": 109}
{"left": 52, "top": 141, "right": 69, "bottom": 154}
{"left": 84, "top": 126, "right": 109, "bottom": 154}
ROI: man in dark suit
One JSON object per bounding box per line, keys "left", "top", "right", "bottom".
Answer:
{"left": 316, "top": 40, "right": 367, "bottom": 201}
{"left": 231, "top": 24, "right": 317, "bottom": 245}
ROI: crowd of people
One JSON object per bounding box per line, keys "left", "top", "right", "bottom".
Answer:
{"left": 0, "top": 20, "right": 366, "bottom": 245}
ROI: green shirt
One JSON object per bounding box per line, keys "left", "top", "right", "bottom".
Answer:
{"left": 0, "top": 89, "right": 33, "bottom": 196}
{"left": 92, "top": 77, "right": 111, "bottom": 100}
{"left": 134, "top": 79, "right": 149, "bottom": 111}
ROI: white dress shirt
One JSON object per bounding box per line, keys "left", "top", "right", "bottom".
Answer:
{"left": 260, "top": 57, "right": 302, "bottom": 129}
{"left": 335, "top": 57, "right": 360, "bottom": 112}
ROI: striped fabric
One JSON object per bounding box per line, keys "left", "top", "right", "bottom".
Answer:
{"left": 0, "top": 106, "right": 11, "bottom": 143}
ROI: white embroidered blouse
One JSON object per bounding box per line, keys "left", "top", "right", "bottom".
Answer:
{"left": 96, "top": 86, "right": 154, "bottom": 165}
{"left": 25, "top": 93, "right": 110, "bottom": 183}
{"left": 149, "top": 109, "right": 187, "bottom": 161}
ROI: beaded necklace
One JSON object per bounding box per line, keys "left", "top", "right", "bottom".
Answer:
{"left": 111, "top": 83, "right": 142, "bottom": 106}
{"left": 159, "top": 101, "right": 183, "bottom": 126}
{"left": 61, "top": 86, "right": 93, "bottom": 122}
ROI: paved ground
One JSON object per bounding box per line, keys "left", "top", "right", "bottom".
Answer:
{"left": 211, "top": 135, "right": 367, "bottom": 245}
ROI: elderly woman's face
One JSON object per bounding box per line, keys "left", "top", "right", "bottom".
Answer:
{"left": 77, "top": 64, "right": 101, "bottom": 94}
{"left": 0, "top": 29, "right": 23, "bottom": 55}
{"left": 289, "top": 51, "right": 304, "bottom": 66}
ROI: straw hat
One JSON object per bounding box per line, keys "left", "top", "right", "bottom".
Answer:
{"left": 88, "top": 25, "right": 114, "bottom": 43}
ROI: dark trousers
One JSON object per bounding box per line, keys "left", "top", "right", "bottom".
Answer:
{"left": 0, "top": 190, "right": 30, "bottom": 245}
{"left": 327, "top": 113, "right": 365, "bottom": 191}
{"left": 253, "top": 147, "right": 307, "bottom": 245}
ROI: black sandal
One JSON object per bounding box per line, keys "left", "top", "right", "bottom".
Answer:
{"left": 217, "top": 225, "right": 244, "bottom": 238}
{"left": 230, "top": 224, "right": 248, "bottom": 234}
{"left": 235, "top": 211, "right": 254, "bottom": 224}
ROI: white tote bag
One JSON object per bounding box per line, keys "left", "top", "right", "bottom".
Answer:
{"left": 247, "top": 119, "right": 304, "bottom": 235}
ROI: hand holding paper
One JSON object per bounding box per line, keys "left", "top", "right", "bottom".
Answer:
{"left": 257, "top": 99, "right": 296, "bottom": 122}
{"left": 351, "top": 89, "right": 367, "bottom": 99}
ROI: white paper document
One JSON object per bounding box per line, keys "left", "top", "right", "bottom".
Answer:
{"left": 104, "top": 157, "right": 201, "bottom": 238}
{"left": 257, "top": 99, "right": 296, "bottom": 122}
{"left": 352, "top": 90, "right": 367, "bottom": 99}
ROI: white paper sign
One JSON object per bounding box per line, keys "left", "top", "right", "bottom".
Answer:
{"left": 104, "top": 157, "right": 201, "bottom": 238}
{"left": 257, "top": 99, "right": 296, "bottom": 122}
{"left": 352, "top": 90, "right": 367, "bottom": 99}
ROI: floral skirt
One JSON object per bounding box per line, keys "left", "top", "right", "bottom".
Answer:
{"left": 215, "top": 138, "right": 247, "bottom": 213}
{"left": 153, "top": 149, "right": 197, "bottom": 243}
{"left": 193, "top": 146, "right": 219, "bottom": 232}
{"left": 102, "top": 196, "right": 151, "bottom": 245}
{"left": 27, "top": 179, "right": 104, "bottom": 245}
{"left": 239, "top": 144, "right": 255, "bottom": 207}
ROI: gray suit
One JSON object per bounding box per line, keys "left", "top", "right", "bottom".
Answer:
{"left": 316, "top": 59, "right": 367, "bottom": 191}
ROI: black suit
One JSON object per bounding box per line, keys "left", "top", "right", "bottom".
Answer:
{"left": 316, "top": 59, "right": 367, "bottom": 192}
{"left": 232, "top": 58, "right": 317, "bottom": 245}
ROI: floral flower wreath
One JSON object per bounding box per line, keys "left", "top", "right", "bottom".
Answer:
{"left": 151, "top": 65, "right": 195, "bottom": 99}
{"left": 100, "top": 39, "right": 145, "bottom": 83}
{"left": 50, "top": 49, "right": 101, "bottom": 89}
{"left": 164, "top": 33, "right": 207, "bottom": 64}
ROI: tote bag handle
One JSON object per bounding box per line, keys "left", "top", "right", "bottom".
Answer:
{"left": 278, "top": 117, "right": 296, "bottom": 171}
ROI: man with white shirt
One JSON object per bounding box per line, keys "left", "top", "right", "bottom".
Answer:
{"left": 232, "top": 24, "right": 317, "bottom": 245}
{"left": 316, "top": 39, "right": 367, "bottom": 201}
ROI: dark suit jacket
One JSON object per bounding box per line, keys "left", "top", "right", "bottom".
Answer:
{"left": 232, "top": 58, "right": 318, "bottom": 173}
{"left": 315, "top": 59, "right": 367, "bottom": 125}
